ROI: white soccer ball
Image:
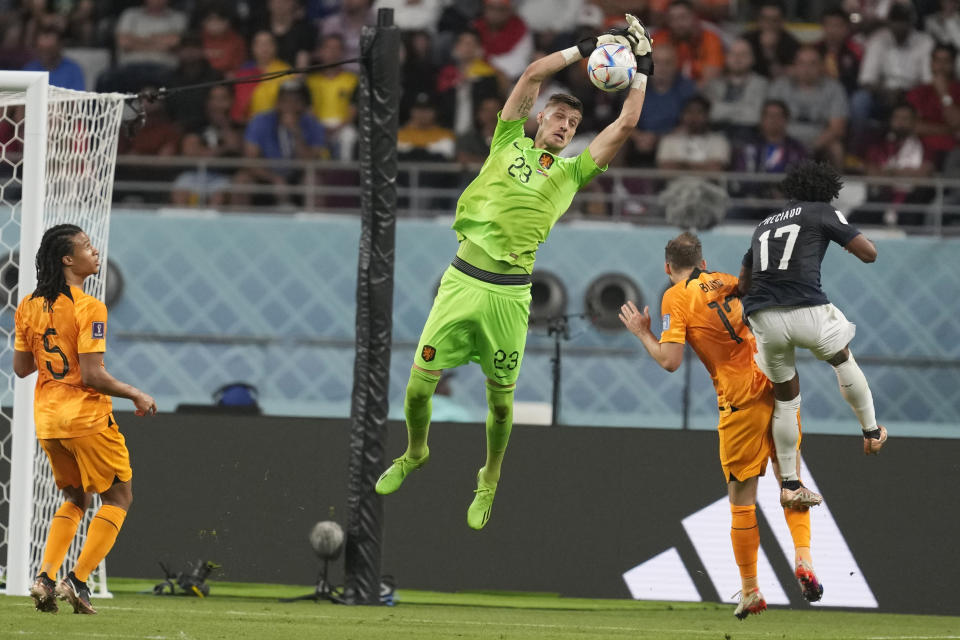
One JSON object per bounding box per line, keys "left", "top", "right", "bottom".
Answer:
{"left": 587, "top": 43, "right": 637, "bottom": 92}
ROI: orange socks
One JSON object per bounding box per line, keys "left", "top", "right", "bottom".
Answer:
{"left": 73, "top": 504, "right": 127, "bottom": 582}
{"left": 783, "top": 506, "right": 812, "bottom": 565}
{"left": 40, "top": 501, "right": 84, "bottom": 578}
{"left": 730, "top": 503, "right": 760, "bottom": 592}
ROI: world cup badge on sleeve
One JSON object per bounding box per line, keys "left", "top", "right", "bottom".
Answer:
{"left": 92, "top": 322, "right": 105, "bottom": 339}
{"left": 661, "top": 314, "right": 670, "bottom": 331}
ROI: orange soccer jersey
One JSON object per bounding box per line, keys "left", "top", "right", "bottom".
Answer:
{"left": 660, "top": 270, "right": 775, "bottom": 480}
{"left": 660, "top": 269, "right": 769, "bottom": 409}
{"left": 14, "top": 285, "right": 113, "bottom": 440}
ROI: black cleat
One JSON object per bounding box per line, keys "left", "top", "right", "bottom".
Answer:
{"left": 56, "top": 571, "right": 97, "bottom": 614}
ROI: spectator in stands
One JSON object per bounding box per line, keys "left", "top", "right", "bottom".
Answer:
{"left": 109, "top": 0, "right": 188, "bottom": 89}
{"left": 767, "top": 46, "right": 849, "bottom": 168}
{"left": 815, "top": 8, "right": 862, "bottom": 96}
{"left": 397, "top": 92, "right": 455, "bottom": 161}
{"left": 656, "top": 95, "right": 730, "bottom": 170}
{"left": 907, "top": 43, "right": 960, "bottom": 164}
{"left": 319, "top": 0, "right": 376, "bottom": 72}
{"left": 924, "top": 0, "right": 960, "bottom": 64}
{"left": 647, "top": 0, "right": 732, "bottom": 25}
{"left": 62, "top": 0, "right": 99, "bottom": 47}
{"left": 236, "top": 80, "right": 329, "bottom": 206}
{"left": 268, "top": 0, "right": 316, "bottom": 68}
{"left": 118, "top": 84, "right": 182, "bottom": 157}
{"left": 199, "top": 1, "right": 247, "bottom": 74}
{"left": 172, "top": 85, "right": 243, "bottom": 207}
{"left": 702, "top": 37, "right": 767, "bottom": 138}
{"left": 864, "top": 102, "right": 935, "bottom": 225}
{"left": 742, "top": 1, "right": 799, "bottom": 79}
{"left": 455, "top": 94, "right": 500, "bottom": 164}
{"left": 631, "top": 42, "right": 697, "bottom": 165}
{"left": 732, "top": 99, "right": 807, "bottom": 197}
{"left": 230, "top": 31, "right": 292, "bottom": 123}
{"left": 653, "top": 0, "right": 725, "bottom": 86}
{"left": 307, "top": 33, "right": 359, "bottom": 160}
{"left": 22, "top": 26, "right": 85, "bottom": 91}
{"left": 436, "top": 29, "right": 502, "bottom": 134}
{"left": 472, "top": 0, "right": 534, "bottom": 80}
{"left": 374, "top": 0, "right": 445, "bottom": 32}
{"left": 515, "top": 0, "right": 583, "bottom": 50}
{"left": 0, "top": 19, "right": 30, "bottom": 71}
{"left": 400, "top": 30, "right": 441, "bottom": 123}
{"left": 854, "top": 2, "right": 934, "bottom": 144}
{"left": 165, "top": 33, "right": 223, "bottom": 133}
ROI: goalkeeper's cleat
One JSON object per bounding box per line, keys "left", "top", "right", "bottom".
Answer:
{"left": 780, "top": 485, "right": 822, "bottom": 509}
{"left": 863, "top": 424, "right": 888, "bottom": 455}
{"left": 375, "top": 449, "right": 430, "bottom": 495}
{"left": 467, "top": 468, "right": 497, "bottom": 531}
{"left": 56, "top": 571, "right": 96, "bottom": 615}
{"left": 30, "top": 573, "right": 58, "bottom": 613}
{"left": 733, "top": 588, "right": 767, "bottom": 620}
{"left": 795, "top": 560, "right": 824, "bottom": 602}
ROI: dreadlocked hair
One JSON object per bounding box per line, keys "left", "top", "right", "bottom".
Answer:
{"left": 780, "top": 160, "right": 843, "bottom": 203}
{"left": 33, "top": 224, "right": 83, "bottom": 305}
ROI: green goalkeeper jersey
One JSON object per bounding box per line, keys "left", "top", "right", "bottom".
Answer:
{"left": 452, "top": 112, "right": 606, "bottom": 273}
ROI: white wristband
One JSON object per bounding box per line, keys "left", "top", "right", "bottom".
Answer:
{"left": 561, "top": 46, "right": 581, "bottom": 63}
{"left": 631, "top": 73, "right": 648, "bottom": 90}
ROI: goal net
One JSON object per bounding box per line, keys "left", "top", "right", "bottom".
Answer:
{"left": 0, "top": 73, "right": 127, "bottom": 597}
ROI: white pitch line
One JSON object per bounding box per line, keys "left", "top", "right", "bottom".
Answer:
{"left": 12, "top": 633, "right": 173, "bottom": 640}
{"left": 867, "top": 636, "right": 960, "bottom": 639}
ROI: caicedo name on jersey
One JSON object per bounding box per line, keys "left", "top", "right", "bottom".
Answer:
{"left": 760, "top": 206, "right": 802, "bottom": 227}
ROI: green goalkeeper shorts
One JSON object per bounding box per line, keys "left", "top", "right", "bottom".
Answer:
{"left": 413, "top": 265, "right": 532, "bottom": 385}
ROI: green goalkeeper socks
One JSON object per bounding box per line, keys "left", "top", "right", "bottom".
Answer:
{"left": 481, "top": 382, "right": 514, "bottom": 485}
{"left": 404, "top": 366, "right": 439, "bottom": 460}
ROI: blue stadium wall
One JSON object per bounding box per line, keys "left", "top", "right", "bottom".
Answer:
{"left": 102, "top": 211, "right": 959, "bottom": 436}
{"left": 3, "top": 210, "right": 958, "bottom": 434}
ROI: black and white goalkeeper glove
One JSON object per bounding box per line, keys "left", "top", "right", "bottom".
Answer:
{"left": 618, "top": 13, "right": 654, "bottom": 77}
{"left": 572, "top": 15, "right": 653, "bottom": 76}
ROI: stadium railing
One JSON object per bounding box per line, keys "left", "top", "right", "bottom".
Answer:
{"left": 106, "top": 155, "right": 960, "bottom": 235}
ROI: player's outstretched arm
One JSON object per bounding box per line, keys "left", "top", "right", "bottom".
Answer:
{"left": 12, "top": 350, "right": 37, "bottom": 378}
{"left": 619, "top": 301, "right": 684, "bottom": 372}
{"left": 844, "top": 233, "right": 877, "bottom": 263}
{"left": 502, "top": 21, "right": 640, "bottom": 121}
{"left": 587, "top": 14, "right": 654, "bottom": 168}
{"left": 736, "top": 264, "right": 752, "bottom": 298}
{"left": 79, "top": 352, "right": 157, "bottom": 416}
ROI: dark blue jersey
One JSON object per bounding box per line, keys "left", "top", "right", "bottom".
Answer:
{"left": 742, "top": 201, "right": 861, "bottom": 316}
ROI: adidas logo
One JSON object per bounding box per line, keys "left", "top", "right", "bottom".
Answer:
{"left": 622, "top": 457, "right": 878, "bottom": 608}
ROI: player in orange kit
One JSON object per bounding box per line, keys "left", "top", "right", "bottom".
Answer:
{"left": 619, "top": 232, "right": 821, "bottom": 620}
{"left": 14, "top": 224, "right": 156, "bottom": 614}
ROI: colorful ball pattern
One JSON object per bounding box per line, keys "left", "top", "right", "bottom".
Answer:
{"left": 587, "top": 43, "right": 637, "bottom": 92}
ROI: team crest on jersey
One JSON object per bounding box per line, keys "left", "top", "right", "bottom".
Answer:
{"left": 421, "top": 345, "right": 436, "bottom": 362}
{"left": 91, "top": 322, "right": 105, "bottom": 339}
{"left": 538, "top": 153, "right": 554, "bottom": 171}
{"left": 662, "top": 314, "right": 671, "bottom": 331}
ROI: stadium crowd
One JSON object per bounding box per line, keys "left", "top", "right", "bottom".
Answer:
{"left": 1, "top": 0, "right": 958, "bottom": 223}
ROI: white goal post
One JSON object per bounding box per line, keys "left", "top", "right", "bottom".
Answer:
{"left": 0, "top": 71, "right": 127, "bottom": 597}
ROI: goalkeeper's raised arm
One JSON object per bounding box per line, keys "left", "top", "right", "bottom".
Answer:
{"left": 502, "top": 14, "right": 654, "bottom": 125}
{"left": 587, "top": 14, "right": 654, "bottom": 169}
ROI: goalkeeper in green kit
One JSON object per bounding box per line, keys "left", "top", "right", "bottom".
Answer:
{"left": 376, "top": 15, "right": 654, "bottom": 530}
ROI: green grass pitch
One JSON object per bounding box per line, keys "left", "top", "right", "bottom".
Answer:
{"left": 2, "top": 578, "right": 958, "bottom": 639}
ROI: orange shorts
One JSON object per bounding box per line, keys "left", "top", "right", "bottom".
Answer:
{"left": 717, "top": 394, "right": 774, "bottom": 483}
{"left": 717, "top": 393, "right": 804, "bottom": 482}
{"left": 39, "top": 415, "right": 132, "bottom": 494}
